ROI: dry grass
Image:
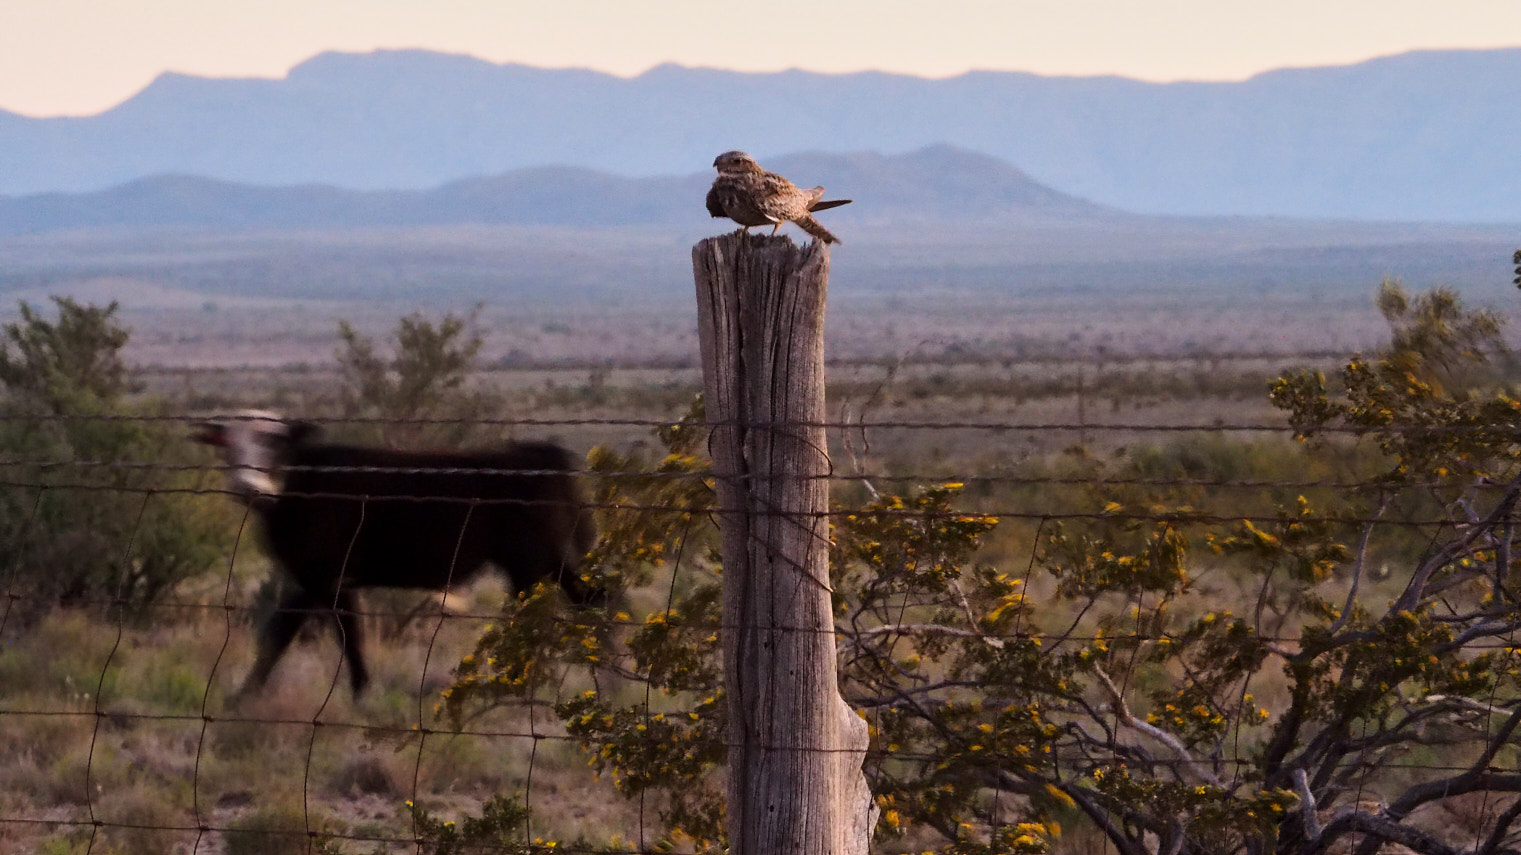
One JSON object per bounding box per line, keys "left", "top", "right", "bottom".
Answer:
{"left": 0, "top": 591, "right": 642, "bottom": 854}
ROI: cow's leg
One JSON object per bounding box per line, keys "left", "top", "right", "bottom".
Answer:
{"left": 236, "top": 585, "right": 318, "bottom": 699}
{"left": 332, "top": 588, "right": 369, "bottom": 697}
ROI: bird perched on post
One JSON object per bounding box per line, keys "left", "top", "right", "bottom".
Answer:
{"left": 706, "top": 151, "right": 852, "bottom": 245}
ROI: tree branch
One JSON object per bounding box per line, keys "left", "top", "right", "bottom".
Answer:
{"left": 1393, "top": 482, "right": 1521, "bottom": 615}
{"left": 1092, "top": 664, "right": 1225, "bottom": 788}
{"left": 1328, "top": 497, "right": 1390, "bottom": 637}
{"left": 1319, "top": 807, "right": 1461, "bottom": 855}
{"left": 846, "top": 622, "right": 1007, "bottom": 643}
{"left": 1294, "top": 768, "right": 1323, "bottom": 841}
{"left": 1475, "top": 794, "right": 1521, "bottom": 855}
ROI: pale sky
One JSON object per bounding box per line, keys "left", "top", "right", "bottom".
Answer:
{"left": 3, "top": 0, "right": 1519, "bottom": 117}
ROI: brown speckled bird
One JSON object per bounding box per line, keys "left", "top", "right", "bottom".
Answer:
{"left": 705, "top": 151, "right": 851, "bottom": 245}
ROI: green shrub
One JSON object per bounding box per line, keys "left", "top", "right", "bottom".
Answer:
{"left": 0, "top": 298, "right": 233, "bottom": 621}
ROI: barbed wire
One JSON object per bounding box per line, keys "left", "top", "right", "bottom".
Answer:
{"left": 1, "top": 455, "right": 1509, "bottom": 493}
{"left": 130, "top": 346, "right": 1364, "bottom": 374}
{"left": 5, "top": 589, "right": 1521, "bottom": 649}
{"left": 3, "top": 702, "right": 1517, "bottom": 772}
{"left": 3, "top": 408, "right": 1519, "bottom": 436}
{"left": 10, "top": 683, "right": 1521, "bottom": 780}
{"left": 0, "top": 478, "right": 1499, "bottom": 530}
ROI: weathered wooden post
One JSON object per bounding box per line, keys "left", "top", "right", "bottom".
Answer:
{"left": 692, "top": 232, "right": 874, "bottom": 855}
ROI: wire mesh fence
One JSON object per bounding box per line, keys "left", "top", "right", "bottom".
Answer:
{"left": 2, "top": 407, "right": 1519, "bottom": 855}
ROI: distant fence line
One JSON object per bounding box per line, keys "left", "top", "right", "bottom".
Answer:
{"left": 0, "top": 455, "right": 1505, "bottom": 493}
{"left": 0, "top": 409, "right": 1510, "bottom": 435}
{"left": 0, "top": 480, "right": 1483, "bottom": 529}
{"left": 128, "top": 346, "right": 1368, "bottom": 370}
{"left": 0, "top": 704, "right": 1512, "bottom": 775}
{"left": 5, "top": 592, "right": 1521, "bottom": 653}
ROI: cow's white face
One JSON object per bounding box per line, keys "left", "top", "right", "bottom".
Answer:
{"left": 194, "top": 410, "right": 294, "bottom": 498}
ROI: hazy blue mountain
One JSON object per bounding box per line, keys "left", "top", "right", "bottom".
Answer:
{"left": 0, "top": 146, "right": 1114, "bottom": 235}
{"left": 2, "top": 48, "right": 1519, "bottom": 221}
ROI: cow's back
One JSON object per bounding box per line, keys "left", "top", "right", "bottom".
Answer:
{"left": 268, "top": 442, "right": 592, "bottom": 594}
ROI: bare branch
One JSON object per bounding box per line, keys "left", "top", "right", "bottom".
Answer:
{"left": 1498, "top": 515, "right": 1517, "bottom": 605}
{"left": 1476, "top": 795, "right": 1521, "bottom": 855}
{"left": 1394, "top": 481, "right": 1521, "bottom": 614}
{"left": 950, "top": 578, "right": 1005, "bottom": 648}
{"left": 1318, "top": 806, "right": 1461, "bottom": 855}
{"left": 1385, "top": 770, "right": 1521, "bottom": 830}
{"left": 1294, "top": 768, "right": 1323, "bottom": 841}
{"left": 1329, "top": 496, "right": 1390, "bottom": 637}
{"left": 1092, "top": 664, "right": 1226, "bottom": 789}
{"left": 1418, "top": 694, "right": 1519, "bottom": 718}
{"left": 845, "top": 679, "right": 976, "bottom": 709}
{"left": 846, "top": 622, "right": 1006, "bottom": 646}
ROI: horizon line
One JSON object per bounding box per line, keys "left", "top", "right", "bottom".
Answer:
{"left": 6, "top": 43, "right": 1518, "bottom": 121}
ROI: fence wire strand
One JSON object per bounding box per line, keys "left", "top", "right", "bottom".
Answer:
{"left": 1, "top": 408, "right": 1517, "bottom": 435}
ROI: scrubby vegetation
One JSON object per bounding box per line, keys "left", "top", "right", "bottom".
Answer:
{"left": 0, "top": 298, "right": 234, "bottom": 620}
{"left": 3, "top": 279, "right": 1520, "bottom": 854}
{"left": 437, "top": 282, "right": 1521, "bottom": 855}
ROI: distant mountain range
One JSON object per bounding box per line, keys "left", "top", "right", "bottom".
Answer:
{"left": 3, "top": 48, "right": 1520, "bottom": 222}
{"left": 0, "top": 146, "right": 1112, "bottom": 235}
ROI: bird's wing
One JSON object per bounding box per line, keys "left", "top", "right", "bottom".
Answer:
{"left": 758, "top": 171, "right": 810, "bottom": 219}
{"left": 705, "top": 184, "right": 727, "bottom": 219}
{"left": 809, "top": 199, "right": 852, "bottom": 212}
{"left": 759, "top": 170, "right": 802, "bottom": 197}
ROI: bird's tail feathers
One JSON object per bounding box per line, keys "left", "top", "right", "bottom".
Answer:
{"left": 796, "top": 214, "right": 840, "bottom": 245}
{"left": 808, "top": 198, "right": 852, "bottom": 212}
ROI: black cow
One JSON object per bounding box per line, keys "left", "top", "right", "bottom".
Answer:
{"left": 196, "top": 411, "right": 598, "bottom": 697}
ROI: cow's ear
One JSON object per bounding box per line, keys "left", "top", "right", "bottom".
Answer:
{"left": 287, "top": 420, "right": 322, "bottom": 446}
